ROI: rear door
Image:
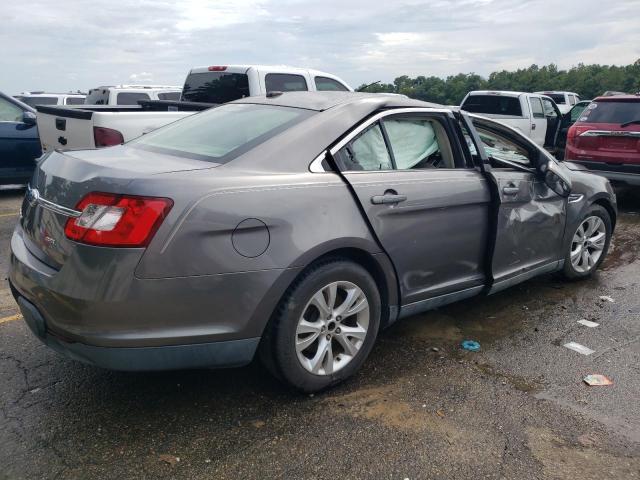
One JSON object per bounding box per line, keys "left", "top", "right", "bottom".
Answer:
{"left": 333, "top": 109, "right": 491, "bottom": 309}
{"left": 528, "top": 96, "right": 547, "bottom": 146}
{"left": 467, "top": 117, "right": 566, "bottom": 291}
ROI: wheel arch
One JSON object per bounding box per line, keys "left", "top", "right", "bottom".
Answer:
{"left": 592, "top": 197, "right": 617, "bottom": 230}
{"left": 253, "top": 241, "right": 400, "bottom": 342}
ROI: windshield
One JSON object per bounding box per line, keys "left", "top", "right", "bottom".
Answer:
{"left": 461, "top": 95, "right": 522, "bottom": 116}
{"left": 577, "top": 100, "right": 640, "bottom": 124}
{"left": 130, "top": 103, "right": 314, "bottom": 163}
{"left": 181, "top": 72, "right": 250, "bottom": 103}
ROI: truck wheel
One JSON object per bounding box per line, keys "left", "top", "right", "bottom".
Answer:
{"left": 260, "top": 259, "right": 381, "bottom": 392}
{"left": 562, "top": 204, "right": 611, "bottom": 279}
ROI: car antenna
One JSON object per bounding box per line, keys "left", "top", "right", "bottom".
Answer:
{"left": 356, "top": 80, "right": 381, "bottom": 92}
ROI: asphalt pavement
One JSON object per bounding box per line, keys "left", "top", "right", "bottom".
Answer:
{"left": 0, "top": 186, "right": 638, "bottom": 480}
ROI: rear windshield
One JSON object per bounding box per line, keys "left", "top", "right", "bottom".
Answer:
{"left": 461, "top": 95, "right": 522, "bottom": 116}
{"left": 181, "top": 72, "right": 250, "bottom": 104}
{"left": 85, "top": 89, "right": 111, "bottom": 105}
{"left": 65, "top": 97, "right": 85, "bottom": 105}
{"left": 130, "top": 103, "right": 314, "bottom": 163}
{"left": 578, "top": 100, "right": 640, "bottom": 124}
{"left": 158, "top": 91, "right": 181, "bottom": 101}
{"left": 18, "top": 96, "right": 58, "bottom": 106}
{"left": 117, "top": 92, "right": 150, "bottom": 105}
{"left": 545, "top": 93, "right": 566, "bottom": 104}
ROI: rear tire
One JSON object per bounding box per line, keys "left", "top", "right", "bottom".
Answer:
{"left": 562, "top": 204, "right": 611, "bottom": 279}
{"left": 260, "top": 259, "right": 381, "bottom": 392}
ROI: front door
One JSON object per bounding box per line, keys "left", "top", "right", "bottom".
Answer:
{"left": 469, "top": 117, "right": 566, "bottom": 291}
{"left": 528, "top": 96, "right": 547, "bottom": 147}
{"left": 0, "top": 97, "right": 41, "bottom": 180}
{"left": 333, "top": 111, "right": 492, "bottom": 309}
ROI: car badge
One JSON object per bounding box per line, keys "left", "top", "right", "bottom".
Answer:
{"left": 26, "top": 187, "right": 40, "bottom": 207}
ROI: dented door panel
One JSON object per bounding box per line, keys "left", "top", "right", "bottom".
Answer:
{"left": 490, "top": 170, "right": 566, "bottom": 284}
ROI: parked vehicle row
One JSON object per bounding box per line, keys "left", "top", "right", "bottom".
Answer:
{"left": 35, "top": 65, "right": 353, "bottom": 153}
{"left": 10, "top": 92, "right": 616, "bottom": 392}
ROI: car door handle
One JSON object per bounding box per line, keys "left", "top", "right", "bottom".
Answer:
{"left": 371, "top": 191, "right": 407, "bottom": 205}
{"left": 502, "top": 186, "right": 520, "bottom": 195}
{"left": 531, "top": 123, "right": 536, "bottom": 130}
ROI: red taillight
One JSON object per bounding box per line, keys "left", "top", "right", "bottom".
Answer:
{"left": 94, "top": 127, "right": 124, "bottom": 147}
{"left": 567, "top": 125, "right": 579, "bottom": 142}
{"left": 207, "top": 66, "right": 227, "bottom": 71}
{"left": 64, "top": 192, "right": 173, "bottom": 247}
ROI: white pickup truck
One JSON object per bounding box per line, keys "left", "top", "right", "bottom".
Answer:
{"left": 36, "top": 65, "right": 352, "bottom": 152}
{"left": 460, "top": 91, "right": 563, "bottom": 152}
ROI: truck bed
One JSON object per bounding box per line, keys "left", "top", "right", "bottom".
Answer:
{"left": 35, "top": 104, "right": 205, "bottom": 152}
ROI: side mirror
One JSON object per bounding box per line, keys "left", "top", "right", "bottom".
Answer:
{"left": 544, "top": 159, "right": 571, "bottom": 196}
{"left": 22, "top": 111, "right": 37, "bottom": 126}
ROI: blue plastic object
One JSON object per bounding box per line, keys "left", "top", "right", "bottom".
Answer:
{"left": 461, "top": 340, "right": 481, "bottom": 352}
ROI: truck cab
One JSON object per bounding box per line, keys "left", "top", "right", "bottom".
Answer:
{"left": 180, "top": 65, "right": 352, "bottom": 104}
{"left": 460, "top": 91, "right": 563, "bottom": 152}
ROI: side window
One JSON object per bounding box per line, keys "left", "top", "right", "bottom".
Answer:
{"left": 383, "top": 117, "right": 455, "bottom": 169}
{"left": 0, "top": 97, "right": 23, "bottom": 122}
{"left": 474, "top": 124, "right": 533, "bottom": 168}
{"left": 117, "top": 92, "right": 150, "bottom": 105}
{"left": 265, "top": 74, "right": 308, "bottom": 92}
{"left": 65, "top": 97, "right": 85, "bottom": 105}
{"left": 315, "top": 76, "right": 349, "bottom": 91}
{"left": 338, "top": 123, "right": 393, "bottom": 171}
{"left": 530, "top": 97, "right": 545, "bottom": 119}
{"left": 158, "top": 92, "right": 181, "bottom": 101}
{"left": 542, "top": 99, "right": 557, "bottom": 118}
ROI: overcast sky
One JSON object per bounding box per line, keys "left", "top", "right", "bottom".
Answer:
{"left": 2, "top": 0, "right": 639, "bottom": 94}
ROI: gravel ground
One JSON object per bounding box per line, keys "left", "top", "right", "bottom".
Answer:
{"left": 0, "top": 186, "right": 638, "bottom": 480}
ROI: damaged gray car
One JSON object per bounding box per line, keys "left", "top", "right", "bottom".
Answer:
{"left": 10, "top": 92, "right": 616, "bottom": 392}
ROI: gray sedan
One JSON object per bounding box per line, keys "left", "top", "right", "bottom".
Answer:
{"left": 10, "top": 92, "right": 616, "bottom": 392}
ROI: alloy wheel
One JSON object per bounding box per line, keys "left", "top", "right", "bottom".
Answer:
{"left": 570, "top": 215, "right": 606, "bottom": 273}
{"left": 295, "top": 281, "right": 370, "bottom": 376}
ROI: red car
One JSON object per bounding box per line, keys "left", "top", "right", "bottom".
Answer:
{"left": 565, "top": 95, "right": 640, "bottom": 185}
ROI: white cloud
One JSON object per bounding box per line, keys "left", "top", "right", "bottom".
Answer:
{"left": 128, "top": 72, "right": 154, "bottom": 83}
{"left": 0, "top": 0, "right": 638, "bottom": 94}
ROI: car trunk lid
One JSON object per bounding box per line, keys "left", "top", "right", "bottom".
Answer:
{"left": 20, "top": 147, "right": 217, "bottom": 269}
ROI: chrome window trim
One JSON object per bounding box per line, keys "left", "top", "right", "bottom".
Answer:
{"left": 309, "top": 151, "right": 328, "bottom": 173}
{"left": 579, "top": 130, "right": 640, "bottom": 138}
{"left": 328, "top": 108, "right": 453, "bottom": 157}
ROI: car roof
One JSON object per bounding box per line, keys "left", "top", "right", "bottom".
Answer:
{"left": 89, "top": 85, "right": 181, "bottom": 91}
{"left": 231, "top": 91, "right": 441, "bottom": 112}
{"left": 17, "top": 93, "right": 85, "bottom": 97}
{"left": 534, "top": 91, "right": 578, "bottom": 95}
{"left": 593, "top": 95, "right": 640, "bottom": 102}
{"left": 467, "top": 90, "right": 530, "bottom": 97}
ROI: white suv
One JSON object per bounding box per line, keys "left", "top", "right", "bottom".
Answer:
{"left": 85, "top": 85, "right": 182, "bottom": 106}
{"left": 534, "top": 91, "right": 581, "bottom": 114}
{"left": 14, "top": 92, "right": 86, "bottom": 107}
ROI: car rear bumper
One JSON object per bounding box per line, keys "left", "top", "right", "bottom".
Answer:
{"left": 564, "top": 159, "right": 640, "bottom": 186}
{"left": 9, "top": 223, "right": 300, "bottom": 370}
{"left": 15, "top": 293, "right": 259, "bottom": 370}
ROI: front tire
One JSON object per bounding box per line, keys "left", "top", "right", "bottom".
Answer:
{"left": 260, "top": 259, "right": 381, "bottom": 392}
{"left": 562, "top": 204, "right": 612, "bottom": 279}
